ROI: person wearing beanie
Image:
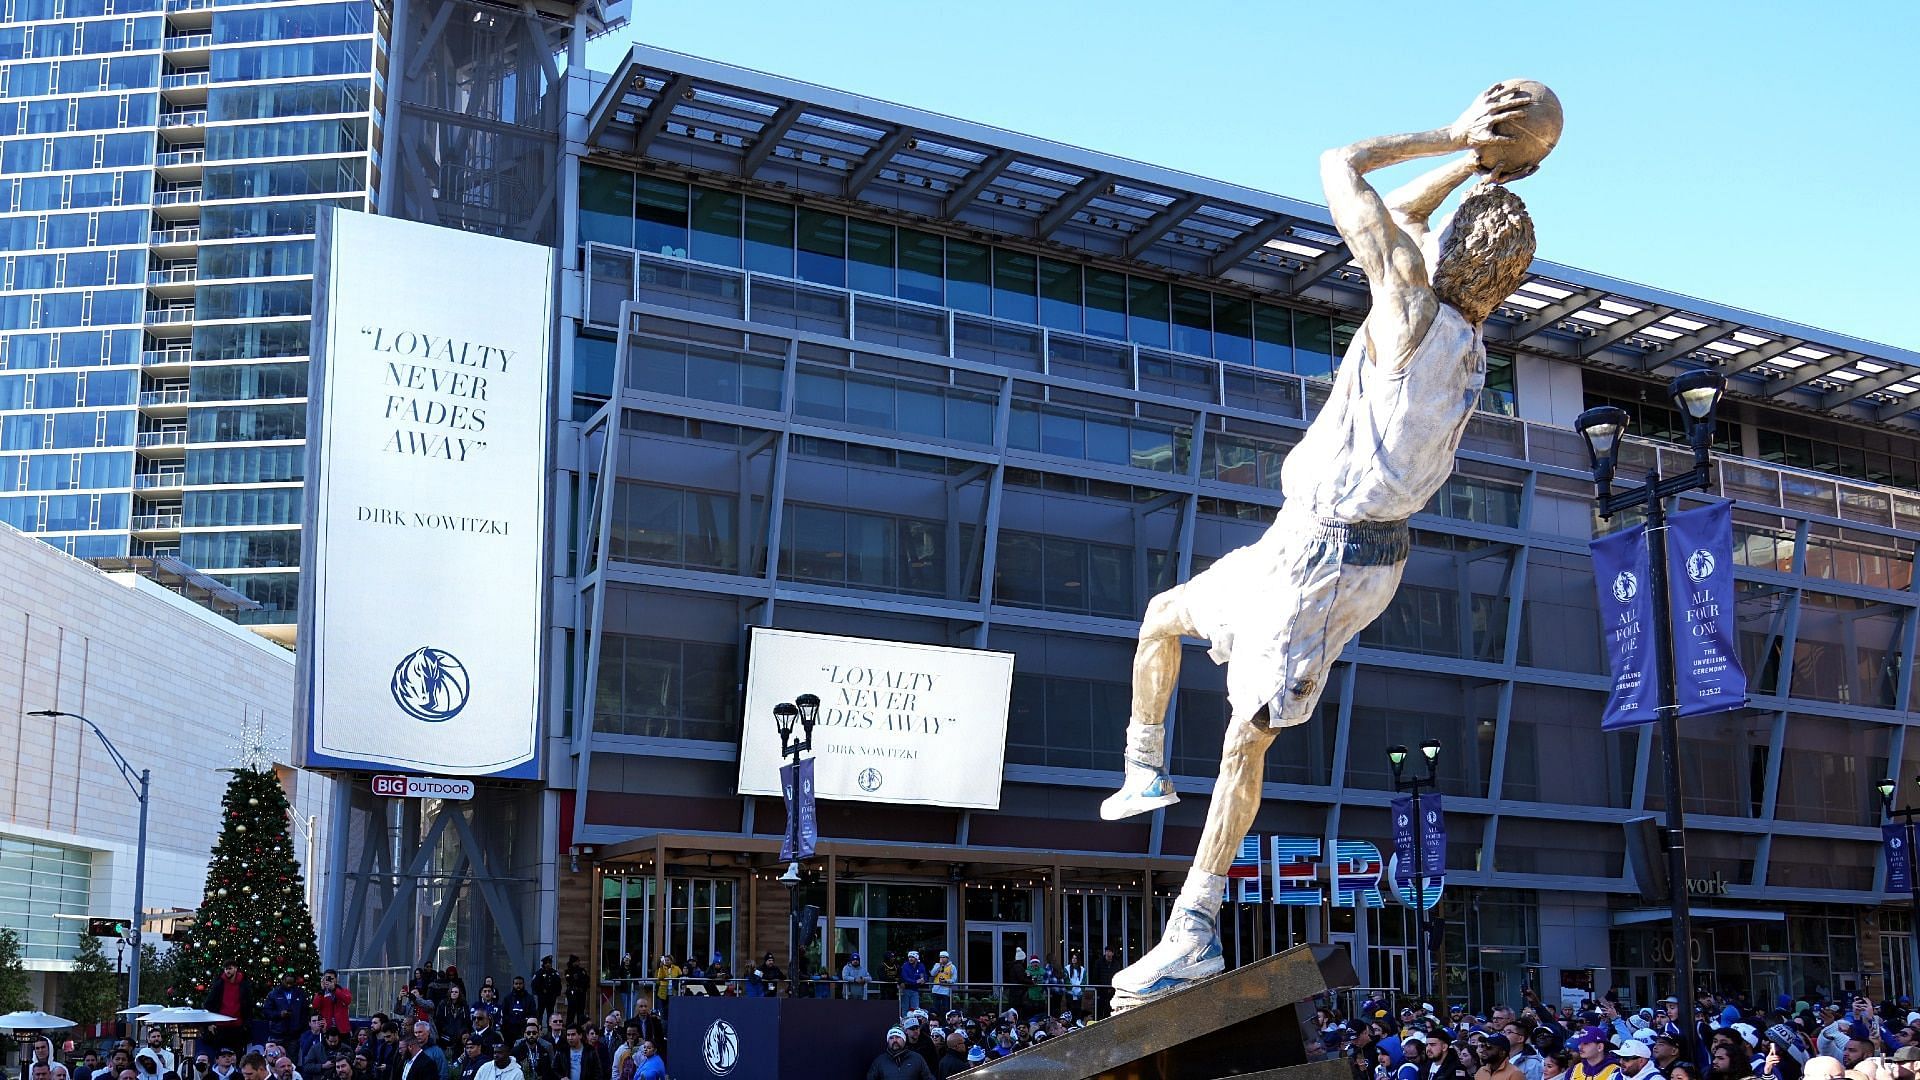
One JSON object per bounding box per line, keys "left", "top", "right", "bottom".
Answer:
{"left": 867, "top": 1026, "right": 934, "bottom": 1080}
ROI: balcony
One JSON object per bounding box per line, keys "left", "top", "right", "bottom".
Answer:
{"left": 134, "top": 471, "right": 187, "bottom": 491}
{"left": 165, "top": 0, "right": 210, "bottom": 10}
{"left": 131, "top": 512, "right": 184, "bottom": 532}
{"left": 149, "top": 225, "right": 200, "bottom": 255}
{"left": 135, "top": 430, "right": 187, "bottom": 449}
{"left": 139, "top": 388, "right": 191, "bottom": 408}
{"left": 160, "top": 70, "right": 209, "bottom": 105}
{"left": 158, "top": 110, "right": 207, "bottom": 143}
{"left": 152, "top": 187, "right": 200, "bottom": 208}
{"left": 141, "top": 347, "right": 192, "bottom": 368}
{"left": 155, "top": 147, "right": 203, "bottom": 179}
{"left": 147, "top": 266, "right": 198, "bottom": 286}
{"left": 162, "top": 33, "right": 210, "bottom": 50}
{"left": 145, "top": 307, "right": 195, "bottom": 325}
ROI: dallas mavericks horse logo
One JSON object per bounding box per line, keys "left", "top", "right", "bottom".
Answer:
{"left": 391, "top": 647, "right": 470, "bottom": 721}
{"left": 702, "top": 1020, "right": 739, "bottom": 1075}
{"left": 1686, "top": 548, "right": 1715, "bottom": 583}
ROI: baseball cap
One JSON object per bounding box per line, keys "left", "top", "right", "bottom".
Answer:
{"left": 1618, "top": 1040, "right": 1651, "bottom": 1059}
{"left": 939, "top": 951, "right": 950, "bottom": 958}
{"left": 850, "top": 952, "right": 860, "bottom": 961}
{"left": 1404, "top": 1033, "right": 1427, "bottom": 1046}
{"left": 1651, "top": 1033, "right": 1681, "bottom": 1048}
{"left": 1730, "top": 1024, "right": 1757, "bottom": 1046}
{"left": 907, "top": 950, "right": 919, "bottom": 959}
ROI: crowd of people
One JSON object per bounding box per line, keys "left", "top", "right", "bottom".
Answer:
{"left": 61, "top": 953, "right": 1920, "bottom": 1080}
{"left": 1323, "top": 989, "right": 1920, "bottom": 1080}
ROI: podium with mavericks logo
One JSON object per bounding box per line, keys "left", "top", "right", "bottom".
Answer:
{"left": 666, "top": 996, "right": 900, "bottom": 1079}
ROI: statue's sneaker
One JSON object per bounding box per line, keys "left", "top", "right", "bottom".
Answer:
{"left": 1099, "top": 761, "right": 1179, "bottom": 820}
{"left": 1110, "top": 906, "right": 1223, "bottom": 1008}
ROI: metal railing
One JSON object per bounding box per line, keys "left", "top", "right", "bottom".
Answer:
{"left": 338, "top": 967, "right": 414, "bottom": 1019}
{"left": 163, "top": 33, "right": 211, "bottom": 50}
{"left": 131, "top": 512, "right": 183, "bottom": 531}
{"left": 135, "top": 430, "right": 186, "bottom": 448}
{"left": 162, "top": 71, "right": 210, "bottom": 90}
{"left": 165, "top": 0, "right": 211, "bottom": 10}
{"left": 151, "top": 187, "right": 201, "bottom": 208}
{"left": 144, "top": 307, "right": 195, "bottom": 325}
{"left": 159, "top": 109, "right": 206, "bottom": 127}
{"left": 133, "top": 472, "right": 186, "bottom": 490}
{"left": 142, "top": 348, "right": 192, "bottom": 366}
{"left": 156, "top": 148, "right": 204, "bottom": 168}
{"left": 147, "top": 266, "right": 198, "bottom": 284}
{"left": 600, "top": 976, "right": 1114, "bottom": 1020}
{"left": 139, "top": 389, "right": 190, "bottom": 407}
{"left": 150, "top": 226, "right": 200, "bottom": 245}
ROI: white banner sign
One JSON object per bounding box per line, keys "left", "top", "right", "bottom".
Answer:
{"left": 297, "top": 210, "right": 552, "bottom": 778}
{"left": 737, "top": 628, "right": 1013, "bottom": 810}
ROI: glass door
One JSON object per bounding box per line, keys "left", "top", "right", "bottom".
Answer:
{"left": 820, "top": 916, "right": 869, "bottom": 999}
{"left": 965, "top": 924, "right": 1033, "bottom": 1012}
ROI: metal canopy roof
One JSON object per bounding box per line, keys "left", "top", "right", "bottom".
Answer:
{"left": 586, "top": 45, "right": 1920, "bottom": 431}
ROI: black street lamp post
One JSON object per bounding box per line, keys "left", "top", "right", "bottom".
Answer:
{"left": 1575, "top": 369, "right": 1727, "bottom": 1061}
{"left": 773, "top": 693, "right": 819, "bottom": 997}
{"left": 1878, "top": 777, "right": 1920, "bottom": 995}
{"left": 1387, "top": 740, "right": 1441, "bottom": 1005}
{"left": 30, "top": 710, "right": 148, "bottom": 1012}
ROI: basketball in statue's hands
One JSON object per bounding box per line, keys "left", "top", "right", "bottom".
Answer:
{"left": 1459, "top": 79, "right": 1563, "bottom": 181}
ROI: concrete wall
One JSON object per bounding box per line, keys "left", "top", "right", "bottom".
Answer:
{"left": 1538, "top": 889, "right": 1615, "bottom": 1000}
{"left": 0, "top": 523, "right": 323, "bottom": 972}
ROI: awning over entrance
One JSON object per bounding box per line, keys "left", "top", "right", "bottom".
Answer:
{"left": 1611, "top": 907, "right": 1787, "bottom": 926}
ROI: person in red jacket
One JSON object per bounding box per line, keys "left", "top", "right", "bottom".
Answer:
{"left": 316, "top": 971, "right": 355, "bottom": 1036}
{"left": 204, "top": 964, "right": 260, "bottom": 1055}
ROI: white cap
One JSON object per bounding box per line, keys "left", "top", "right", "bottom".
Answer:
{"left": 1618, "top": 1040, "right": 1652, "bottom": 1059}
{"left": 939, "top": 951, "right": 950, "bottom": 958}
{"left": 907, "top": 950, "right": 919, "bottom": 959}
{"left": 1908, "top": 1012, "right": 1920, "bottom": 1027}
{"left": 1404, "top": 1033, "right": 1427, "bottom": 1046}
{"left": 1731, "top": 1024, "right": 1757, "bottom": 1045}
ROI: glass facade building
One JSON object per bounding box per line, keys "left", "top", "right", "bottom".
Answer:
{"left": 547, "top": 46, "right": 1920, "bottom": 1012}
{"left": 0, "top": 0, "right": 385, "bottom": 639}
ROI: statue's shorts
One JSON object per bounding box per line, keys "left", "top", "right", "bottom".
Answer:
{"left": 1179, "top": 512, "right": 1411, "bottom": 730}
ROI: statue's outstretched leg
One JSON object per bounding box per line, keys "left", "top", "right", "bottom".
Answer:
{"left": 1100, "top": 587, "right": 1196, "bottom": 821}
{"left": 1110, "top": 707, "right": 1278, "bottom": 1009}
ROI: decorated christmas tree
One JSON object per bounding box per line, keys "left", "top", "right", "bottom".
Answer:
{"left": 176, "top": 768, "right": 320, "bottom": 1003}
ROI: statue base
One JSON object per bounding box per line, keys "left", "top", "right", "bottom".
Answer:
{"left": 973, "top": 943, "right": 1358, "bottom": 1080}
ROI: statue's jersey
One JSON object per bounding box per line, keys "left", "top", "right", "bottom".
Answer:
{"left": 1280, "top": 304, "right": 1486, "bottom": 522}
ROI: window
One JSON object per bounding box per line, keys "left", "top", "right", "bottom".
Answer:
{"left": 578, "top": 163, "right": 633, "bottom": 248}
{"left": 0, "top": 836, "right": 91, "bottom": 962}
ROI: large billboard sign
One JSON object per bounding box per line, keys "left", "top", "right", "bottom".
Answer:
{"left": 737, "top": 628, "right": 1014, "bottom": 810}
{"left": 296, "top": 210, "right": 553, "bottom": 778}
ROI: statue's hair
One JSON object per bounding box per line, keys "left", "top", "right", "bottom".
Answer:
{"left": 1432, "top": 184, "right": 1536, "bottom": 326}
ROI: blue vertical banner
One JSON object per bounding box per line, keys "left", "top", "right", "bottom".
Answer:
{"left": 1591, "top": 522, "right": 1660, "bottom": 729}
{"left": 1886, "top": 824, "right": 1911, "bottom": 895}
{"left": 779, "top": 758, "right": 819, "bottom": 861}
{"left": 1391, "top": 795, "right": 1416, "bottom": 884}
{"left": 1666, "top": 501, "right": 1749, "bottom": 717}
{"left": 1420, "top": 793, "right": 1447, "bottom": 876}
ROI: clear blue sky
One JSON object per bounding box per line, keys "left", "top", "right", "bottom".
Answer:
{"left": 585, "top": 3, "right": 1919, "bottom": 353}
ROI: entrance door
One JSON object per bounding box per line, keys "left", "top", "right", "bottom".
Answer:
{"left": 820, "top": 916, "right": 869, "bottom": 999}
{"left": 1369, "top": 946, "right": 1412, "bottom": 997}
{"left": 966, "top": 923, "right": 1033, "bottom": 1011}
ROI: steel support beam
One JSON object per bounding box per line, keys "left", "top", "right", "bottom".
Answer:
{"left": 1495, "top": 288, "right": 1607, "bottom": 344}
{"left": 1638, "top": 320, "right": 1738, "bottom": 370}
{"left": 739, "top": 99, "right": 803, "bottom": 178}
{"left": 1767, "top": 350, "right": 1859, "bottom": 397}
{"left": 1287, "top": 243, "right": 1352, "bottom": 295}
{"left": 1206, "top": 218, "right": 1289, "bottom": 277}
{"left": 1823, "top": 363, "right": 1916, "bottom": 410}
{"left": 1721, "top": 337, "right": 1802, "bottom": 376}
{"left": 584, "top": 55, "right": 643, "bottom": 148}
{"left": 843, "top": 126, "right": 914, "bottom": 198}
{"left": 1876, "top": 390, "right": 1920, "bottom": 423}
{"left": 1124, "top": 192, "right": 1206, "bottom": 260}
{"left": 629, "top": 73, "right": 689, "bottom": 159}
{"left": 1033, "top": 172, "right": 1112, "bottom": 240}
{"left": 942, "top": 147, "right": 1015, "bottom": 218}
{"left": 1576, "top": 305, "right": 1673, "bottom": 358}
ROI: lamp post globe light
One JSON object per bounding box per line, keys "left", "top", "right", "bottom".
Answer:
{"left": 28, "top": 710, "right": 148, "bottom": 1012}
{"left": 1876, "top": 776, "right": 1920, "bottom": 990}
{"left": 774, "top": 693, "right": 819, "bottom": 995}
{"left": 1387, "top": 740, "right": 1440, "bottom": 1004}
{"left": 1573, "top": 369, "right": 1726, "bottom": 1056}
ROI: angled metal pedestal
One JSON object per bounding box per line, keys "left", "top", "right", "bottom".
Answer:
{"left": 974, "top": 943, "right": 1358, "bottom": 1080}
